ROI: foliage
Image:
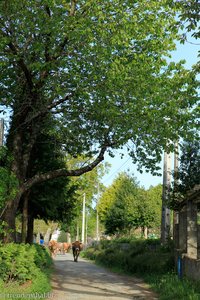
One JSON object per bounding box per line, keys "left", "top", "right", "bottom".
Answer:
{"left": 175, "top": 0, "right": 200, "bottom": 40}
{"left": 24, "top": 130, "right": 78, "bottom": 226}
{"left": 33, "top": 220, "right": 58, "bottom": 237}
{"left": 0, "top": 221, "right": 14, "bottom": 241}
{"left": 82, "top": 238, "right": 174, "bottom": 275}
{"left": 83, "top": 238, "right": 200, "bottom": 299}
{"left": 67, "top": 156, "right": 109, "bottom": 202}
{"left": 177, "top": 140, "right": 200, "bottom": 190}
{"left": 146, "top": 272, "right": 200, "bottom": 300}
{"left": 98, "top": 172, "right": 162, "bottom": 234}
{"left": 64, "top": 156, "right": 109, "bottom": 237}
{"left": 57, "top": 230, "right": 67, "bottom": 242}
{"left": 0, "top": 147, "right": 19, "bottom": 209}
{"left": 0, "top": 0, "right": 199, "bottom": 185}
{"left": 0, "top": 243, "right": 52, "bottom": 284}
{"left": 146, "top": 184, "right": 162, "bottom": 228}
{"left": 0, "top": 0, "right": 199, "bottom": 239}
{"left": 170, "top": 139, "right": 200, "bottom": 209}
{"left": 0, "top": 245, "right": 52, "bottom": 300}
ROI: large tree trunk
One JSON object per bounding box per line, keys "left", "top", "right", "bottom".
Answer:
{"left": 2, "top": 201, "right": 17, "bottom": 243}
{"left": 1, "top": 187, "right": 24, "bottom": 243}
{"left": 21, "top": 192, "right": 29, "bottom": 243}
{"left": 26, "top": 213, "right": 34, "bottom": 244}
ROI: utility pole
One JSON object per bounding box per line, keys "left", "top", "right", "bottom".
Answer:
{"left": 85, "top": 211, "right": 88, "bottom": 245}
{"left": 76, "top": 222, "right": 79, "bottom": 241}
{"left": 0, "top": 119, "right": 4, "bottom": 146}
{"left": 96, "top": 183, "right": 100, "bottom": 241}
{"left": 96, "top": 211, "right": 99, "bottom": 241}
{"left": 81, "top": 193, "right": 86, "bottom": 244}
{"left": 173, "top": 141, "right": 179, "bottom": 240}
{"left": 161, "top": 151, "right": 171, "bottom": 244}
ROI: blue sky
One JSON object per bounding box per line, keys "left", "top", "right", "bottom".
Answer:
{"left": 102, "top": 38, "right": 199, "bottom": 189}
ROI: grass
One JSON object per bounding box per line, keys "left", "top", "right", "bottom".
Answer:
{"left": 145, "top": 273, "right": 200, "bottom": 300}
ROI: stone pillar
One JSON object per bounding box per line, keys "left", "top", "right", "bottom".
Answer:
{"left": 187, "top": 201, "right": 197, "bottom": 259}
{"left": 197, "top": 225, "right": 200, "bottom": 259}
{"left": 173, "top": 212, "right": 179, "bottom": 249}
{"left": 179, "top": 207, "right": 187, "bottom": 253}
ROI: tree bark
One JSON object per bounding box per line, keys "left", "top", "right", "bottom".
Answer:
{"left": 2, "top": 202, "right": 17, "bottom": 243}
{"left": 26, "top": 213, "right": 34, "bottom": 244}
{"left": 21, "top": 192, "right": 29, "bottom": 243}
{"left": 1, "top": 187, "right": 24, "bottom": 243}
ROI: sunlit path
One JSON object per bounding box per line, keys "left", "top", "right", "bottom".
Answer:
{"left": 51, "top": 253, "right": 158, "bottom": 300}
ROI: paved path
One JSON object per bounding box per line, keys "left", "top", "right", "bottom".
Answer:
{"left": 51, "top": 253, "right": 158, "bottom": 300}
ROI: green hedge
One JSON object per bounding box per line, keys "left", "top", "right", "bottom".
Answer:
{"left": 0, "top": 243, "right": 52, "bottom": 284}
{"left": 82, "top": 239, "right": 174, "bottom": 276}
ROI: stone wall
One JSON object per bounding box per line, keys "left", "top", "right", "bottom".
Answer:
{"left": 182, "top": 255, "right": 200, "bottom": 281}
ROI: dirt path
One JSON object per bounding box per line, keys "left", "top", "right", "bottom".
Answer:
{"left": 51, "top": 253, "right": 158, "bottom": 300}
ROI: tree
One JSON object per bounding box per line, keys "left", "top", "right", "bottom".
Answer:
{"left": 146, "top": 184, "right": 162, "bottom": 229}
{"left": 175, "top": 0, "right": 200, "bottom": 40}
{"left": 59, "top": 155, "right": 109, "bottom": 240}
{"left": 98, "top": 172, "right": 162, "bottom": 236}
{"left": 18, "top": 129, "right": 78, "bottom": 243}
{"left": 170, "top": 139, "right": 200, "bottom": 209}
{"left": 98, "top": 172, "right": 161, "bottom": 235}
{"left": 0, "top": 0, "right": 199, "bottom": 240}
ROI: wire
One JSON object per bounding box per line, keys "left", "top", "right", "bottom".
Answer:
{"left": 103, "top": 155, "right": 132, "bottom": 184}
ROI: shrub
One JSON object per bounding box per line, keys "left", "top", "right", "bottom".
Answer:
{"left": 82, "top": 248, "right": 102, "bottom": 260}
{"left": 126, "top": 252, "right": 174, "bottom": 274}
{"left": 0, "top": 243, "right": 52, "bottom": 284}
{"left": 83, "top": 239, "right": 174, "bottom": 276}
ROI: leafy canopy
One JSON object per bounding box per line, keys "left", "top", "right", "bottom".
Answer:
{"left": 0, "top": 0, "right": 199, "bottom": 180}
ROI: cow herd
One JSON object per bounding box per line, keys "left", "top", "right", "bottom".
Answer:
{"left": 48, "top": 240, "right": 83, "bottom": 262}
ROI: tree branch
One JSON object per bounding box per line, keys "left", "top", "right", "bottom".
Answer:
{"left": 8, "top": 42, "right": 33, "bottom": 90}
{"left": 23, "top": 145, "right": 108, "bottom": 191}
{"left": 16, "top": 92, "right": 74, "bottom": 129}
{"left": 70, "top": 0, "right": 77, "bottom": 16}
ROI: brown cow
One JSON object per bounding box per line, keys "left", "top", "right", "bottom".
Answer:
{"left": 63, "top": 242, "right": 71, "bottom": 254}
{"left": 56, "top": 242, "right": 64, "bottom": 254}
{"left": 72, "top": 241, "right": 83, "bottom": 262}
{"left": 48, "top": 240, "right": 58, "bottom": 257}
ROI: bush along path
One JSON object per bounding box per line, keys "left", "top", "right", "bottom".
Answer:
{"left": 51, "top": 252, "right": 158, "bottom": 300}
{"left": 0, "top": 243, "right": 53, "bottom": 300}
